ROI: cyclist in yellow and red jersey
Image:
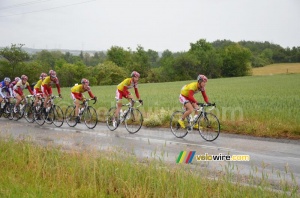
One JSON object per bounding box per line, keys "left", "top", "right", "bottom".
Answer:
{"left": 33, "top": 72, "right": 47, "bottom": 107}
{"left": 178, "top": 74, "right": 211, "bottom": 129}
{"left": 114, "top": 71, "right": 143, "bottom": 126}
{"left": 71, "top": 78, "right": 97, "bottom": 123}
{"left": 13, "top": 75, "right": 34, "bottom": 113}
{"left": 42, "top": 70, "right": 62, "bottom": 112}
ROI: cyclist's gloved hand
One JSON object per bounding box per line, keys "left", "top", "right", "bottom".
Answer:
{"left": 138, "top": 99, "right": 143, "bottom": 104}
{"left": 206, "top": 102, "right": 212, "bottom": 106}
{"left": 59, "top": 93, "right": 62, "bottom": 98}
{"left": 93, "top": 96, "right": 97, "bottom": 101}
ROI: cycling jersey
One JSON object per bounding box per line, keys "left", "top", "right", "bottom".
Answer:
{"left": 71, "top": 84, "right": 94, "bottom": 100}
{"left": 34, "top": 79, "right": 43, "bottom": 89}
{"left": 180, "top": 82, "right": 208, "bottom": 103}
{"left": 41, "top": 76, "right": 61, "bottom": 95}
{"left": 13, "top": 80, "right": 34, "bottom": 96}
{"left": 117, "top": 78, "right": 140, "bottom": 99}
{"left": 0, "top": 81, "right": 13, "bottom": 98}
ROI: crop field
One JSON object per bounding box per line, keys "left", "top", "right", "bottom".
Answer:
{"left": 52, "top": 73, "right": 300, "bottom": 139}
{"left": 252, "top": 63, "right": 300, "bottom": 76}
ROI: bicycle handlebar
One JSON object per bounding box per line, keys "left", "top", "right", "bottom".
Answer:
{"left": 123, "top": 99, "right": 143, "bottom": 108}
{"left": 197, "top": 103, "right": 216, "bottom": 107}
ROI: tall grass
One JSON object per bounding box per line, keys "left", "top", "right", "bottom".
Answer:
{"left": 52, "top": 74, "right": 300, "bottom": 139}
{"left": 0, "top": 139, "right": 295, "bottom": 197}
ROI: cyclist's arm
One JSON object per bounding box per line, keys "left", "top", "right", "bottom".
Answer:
{"left": 55, "top": 83, "right": 61, "bottom": 94}
{"left": 27, "top": 84, "right": 34, "bottom": 95}
{"left": 134, "top": 87, "right": 140, "bottom": 100}
{"left": 201, "top": 90, "right": 209, "bottom": 103}
{"left": 87, "top": 90, "right": 95, "bottom": 99}
{"left": 0, "top": 87, "right": 5, "bottom": 98}
{"left": 188, "top": 90, "right": 197, "bottom": 103}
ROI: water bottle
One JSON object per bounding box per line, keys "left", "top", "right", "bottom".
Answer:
{"left": 46, "top": 107, "right": 50, "bottom": 112}
{"left": 188, "top": 115, "right": 193, "bottom": 122}
{"left": 1, "top": 102, "right": 4, "bottom": 109}
{"left": 79, "top": 107, "right": 84, "bottom": 115}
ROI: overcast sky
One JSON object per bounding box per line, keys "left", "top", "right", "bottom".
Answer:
{"left": 0, "top": 0, "right": 299, "bottom": 52}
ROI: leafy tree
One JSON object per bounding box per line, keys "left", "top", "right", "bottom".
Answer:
{"left": 147, "top": 49, "right": 159, "bottom": 68}
{"left": 0, "top": 44, "right": 29, "bottom": 76}
{"left": 107, "top": 46, "right": 132, "bottom": 68}
{"left": 221, "top": 44, "right": 252, "bottom": 77}
{"left": 92, "top": 61, "right": 127, "bottom": 85}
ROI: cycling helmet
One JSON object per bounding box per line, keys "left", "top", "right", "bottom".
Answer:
{"left": 40, "top": 72, "right": 47, "bottom": 80}
{"left": 4, "top": 77, "right": 11, "bottom": 83}
{"left": 21, "top": 75, "right": 28, "bottom": 80}
{"left": 81, "top": 78, "right": 89, "bottom": 85}
{"left": 131, "top": 71, "right": 140, "bottom": 78}
{"left": 49, "top": 70, "right": 56, "bottom": 78}
{"left": 197, "top": 74, "right": 208, "bottom": 83}
{"left": 15, "top": 77, "right": 20, "bottom": 82}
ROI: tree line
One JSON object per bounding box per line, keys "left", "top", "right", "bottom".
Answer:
{"left": 0, "top": 39, "right": 299, "bottom": 87}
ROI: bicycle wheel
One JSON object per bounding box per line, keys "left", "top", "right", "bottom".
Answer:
{"left": 65, "top": 106, "right": 77, "bottom": 127}
{"left": 198, "top": 112, "right": 220, "bottom": 142}
{"left": 170, "top": 111, "right": 188, "bottom": 138}
{"left": 82, "top": 106, "right": 98, "bottom": 129}
{"left": 53, "top": 105, "right": 64, "bottom": 127}
{"left": 3, "top": 103, "right": 12, "bottom": 119}
{"left": 124, "top": 108, "right": 143, "bottom": 134}
{"left": 106, "top": 107, "right": 118, "bottom": 131}
{"left": 34, "top": 106, "right": 45, "bottom": 126}
{"left": 24, "top": 103, "right": 35, "bottom": 123}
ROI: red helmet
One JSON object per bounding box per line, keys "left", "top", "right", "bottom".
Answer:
{"left": 49, "top": 70, "right": 56, "bottom": 78}
{"left": 21, "top": 75, "right": 28, "bottom": 80}
{"left": 40, "top": 72, "right": 47, "bottom": 80}
{"left": 197, "top": 74, "right": 208, "bottom": 83}
{"left": 131, "top": 71, "right": 140, "bottom": 78}
{"left": 81, "top": 78, "right": 89, "bottom": 85}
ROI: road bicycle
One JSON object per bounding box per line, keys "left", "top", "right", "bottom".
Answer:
{"left": 37, "top": 95, "right": 64, "bottom": 127}
{"left": 11, "top": 96, "right": 30, "bottom": 121}
{"left": 65, "top": 98, "right": 98, "bottom": 129}
{"left": 106, "top": 100, "right": 143, "bottom": 134}
{"left": 170, "top": 103, "right": 220, "bottom": 141}
{"left": 0, "top": 97, "right": 13, "bottom": 119}
{"left": 33, "top": 97, "right": 46, "bottom": 126}
{"left": 23, "top": 95, "right": 35, "bottom": 123}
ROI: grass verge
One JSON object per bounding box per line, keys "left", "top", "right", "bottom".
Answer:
{"left": 0, "top": 139, "right": 298, "bottom": 197}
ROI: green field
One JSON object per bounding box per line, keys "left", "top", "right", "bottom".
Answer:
{"left": 53, "top": 73, "right": 300, "bottom": 139}
{"left": 252, "top": 63, "right": 300, "bottom": 76}
{"left": 0, "top": 139, "right": 296, "bottom": 197}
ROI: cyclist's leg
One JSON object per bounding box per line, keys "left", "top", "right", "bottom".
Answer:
{"left": 114, "top": 89, "right": 123, "bottom": 118}
{"left": 178, "top": 95, "right": 193, "bottom": 128}
{"left": 14, "top": 93, "right": 22, "bottom": 112}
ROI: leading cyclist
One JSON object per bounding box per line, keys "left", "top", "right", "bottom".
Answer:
{"left": 178, "top": 74, "right": 211, "bottom": 129}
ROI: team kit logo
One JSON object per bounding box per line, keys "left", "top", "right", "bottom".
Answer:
{"left": 176, "top": 151, "right": 250, "bottom": 164}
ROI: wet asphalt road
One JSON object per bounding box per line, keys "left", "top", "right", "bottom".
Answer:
{"left": 0, "top": 118, "right": 299, "bottom": 186}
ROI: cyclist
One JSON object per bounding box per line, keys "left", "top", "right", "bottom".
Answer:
{"left": 178, "top": 74, "right": 211, "bottom": 129}
{"left": 13, "top": 75, "right": 34, "bottom": 113}
{"left": 41, "top": 70, "right": 62, "bottom": 114}
{"left": 71, "top": 78, "right": 97, "bottom": 123}
{"left": 33, "top": 73, "right": 47, "bottom": 107}
{"left": 114, "top": 71, "right": 143, "bottom": 126}
{"left": 9, "top": 77, "right": 20, "bottom": 98}
{"left": 0, "top": 77, "right": 13, "bottom": 109}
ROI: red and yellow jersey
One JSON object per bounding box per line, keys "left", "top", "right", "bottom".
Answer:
{"left": 34, "top": 79, "right": 43, "bottom": 89}
{"left": 42, "top": 76, "right": 59, "bottom": 86}
{"left": 42, "top": 76, "right": 61, "bottom": 94}
{"left": 117, "top": 78, "right": 140, "bottom": 99}
{"left": 117, "top": 78, "right": 138, "bottom": 91}
{"left": 71, "top": 84, "right": 94, "bottom": 98}
{"left": 180, "top": 82, "right": 208, "bottom": 103}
